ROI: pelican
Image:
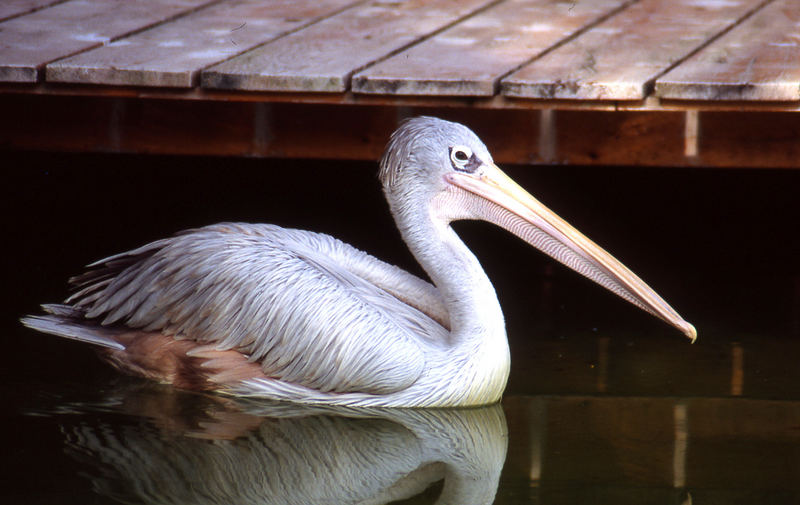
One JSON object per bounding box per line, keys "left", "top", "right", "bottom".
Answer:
{"left": 22, "top": 116, "right": 695, "bottom": 408}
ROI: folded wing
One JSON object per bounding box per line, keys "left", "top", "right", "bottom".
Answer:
{"left": 67, "top": 223, "right": 448, "bottom": 395}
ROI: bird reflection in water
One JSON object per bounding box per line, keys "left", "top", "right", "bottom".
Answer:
{"left": 57, "top": 380, "right": 507, "bottom": 505}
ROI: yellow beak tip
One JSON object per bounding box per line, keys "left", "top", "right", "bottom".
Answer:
{"left": 683, "top": 322, "right": 698, "bottom": 343}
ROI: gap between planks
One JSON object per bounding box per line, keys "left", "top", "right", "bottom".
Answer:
{"left": 649, "top": 0, "right": 777, "bottom": 98}
{"left": 500, "top": 0, "right": 776, "bottom": 100}
{"left": 492, "top": 0, "right": 641, "bottom": 95}
{"left": 46, "top": 0, "right": 367, "bottom": 88}
{"left": 345, "top": 0, "right": 510, "bottom": 93}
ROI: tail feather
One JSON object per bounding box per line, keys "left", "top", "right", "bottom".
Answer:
{"left": 40, "top": 303, "right": 86, "bottom": 318}
{"left": 21, "top": 306, "right": 126, "bottom": 351}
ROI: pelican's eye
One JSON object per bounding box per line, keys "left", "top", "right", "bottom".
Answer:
{"left": 449, "top": 145, "right": 476, "bottom": 172}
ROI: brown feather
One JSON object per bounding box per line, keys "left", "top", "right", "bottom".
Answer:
{"left": 101, "top": 332, "right": 267, "bottom": 392}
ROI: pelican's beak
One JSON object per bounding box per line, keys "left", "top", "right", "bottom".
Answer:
{"left": 446, "top": 163, "right": 696, "bottom": 342}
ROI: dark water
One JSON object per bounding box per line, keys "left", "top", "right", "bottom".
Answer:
{"left": 3, "top": 151, "right": 799, "bottom": 504}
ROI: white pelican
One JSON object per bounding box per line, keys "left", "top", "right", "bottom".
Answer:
{"left": 22, "top": 116, "right": 695, "bottom": 407}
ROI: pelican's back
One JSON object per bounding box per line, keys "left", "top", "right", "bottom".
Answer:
{"left": 24, "top": 223, "right": 448, "bottom": 396}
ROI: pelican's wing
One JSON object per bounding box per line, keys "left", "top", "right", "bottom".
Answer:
{"left": 68, "top": 223, "right": 448, "bottom": 395}
{"left": 308, "top": 232, "right": 450, "bottom": 330}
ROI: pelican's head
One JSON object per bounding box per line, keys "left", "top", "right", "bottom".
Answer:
{"left": 380, "top": 116, "right": 492, "bottom": 196}
{"left": 379, "top": 116, "right": 696, "bottom": 341}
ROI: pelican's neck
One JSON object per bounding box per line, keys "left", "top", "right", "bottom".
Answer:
{"left": 385, "top": 181, "right": 511, "bottom": 405}
{"left": 391, "top": 194, "right": 506, "bottom": 347}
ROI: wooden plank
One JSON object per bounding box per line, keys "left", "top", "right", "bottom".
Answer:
{"left": 46, "top": 0, "right": 359, "bottom": 88}
{"left": 555, "top": 110, "right": 687, "bottom": 165}
{"left": 352, "top": 0, "right": 633, "bottom": 96}
{"left": 201, "top": 0, "right": 493, "bottom": 92}
{"left": 4, "top": 79, "right": 800, "bottom": 113}
{"left": 0, "top": 0, "right": 64, "bottom": 22}
{"left": 696, "top": 110, "right": 800, "bottom": 166}
{"left": 0, "top": 0, "right": 214, "bottom": 83}
{"left": 4, "top": 93, "right": 799, "bottom": 168}
{"left": 657, "top": 0, "right": 800, "bottom": 101}
{"left": 502, "top": 0, "right": 767, "bottom": 100}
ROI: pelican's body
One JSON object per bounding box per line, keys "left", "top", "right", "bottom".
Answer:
{"left": 23, "top": 117, "right": 695, "bottom": 407}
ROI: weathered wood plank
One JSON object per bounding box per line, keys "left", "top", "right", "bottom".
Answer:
{"left": 3, "top": 81, "right": 800, "bottom": 112}
{"left": 502, "top": 0, "right": 767, "bottom": 100}
{"left": 697, "top": 110, "right": 800, "bottom": 165}
{"left": 0, "top": 0, "right": 214, "bottom": 83}
{"left": 0, "top": 0, "right": 63, "bottom": 22}
{"left": 46, "top": 0, "right": 359, "bottom": 88}
{"left": 4, "top": 93, "right": 799, "bottom": 167}
{"left": 352, "top": 0, "right": 633, "bottom": 96}
{"left": 202, "top": 0, "right": 493, "bottom": 92}
{"left": 657, "top": 0, "right": 800, "bottom": 101}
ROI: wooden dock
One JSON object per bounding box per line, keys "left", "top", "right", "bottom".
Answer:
{"left": 1, "top": 0, "right": 799, "bottom": 167}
